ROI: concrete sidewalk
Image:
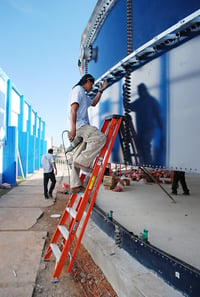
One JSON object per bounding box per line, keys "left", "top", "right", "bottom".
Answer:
{"left": 0, "top": 164, "right": 66, "bottom": 297}
{"left": 0, "top": 163, "right": 197, "bottom": 297}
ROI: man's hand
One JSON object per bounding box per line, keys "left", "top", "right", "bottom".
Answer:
{"left": 92, "top": 80, "right": 108, "bottom": 107}
{"left": 68, "top": 130, "right": 76, "bottom": 142}
{"left": 98, "top": 79, "right": 107, "bottom": 93}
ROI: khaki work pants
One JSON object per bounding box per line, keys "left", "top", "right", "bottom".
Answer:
{"left": 70, "top": 125, "right": 106, "bottom": 187}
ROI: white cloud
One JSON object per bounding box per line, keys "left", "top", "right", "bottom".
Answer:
{"left": 7, "top": 0, "right": 33, "bottom": 14}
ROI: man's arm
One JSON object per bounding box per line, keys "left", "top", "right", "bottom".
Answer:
{"left": 68, "top": 102, "right": 79, "bottom": 141}
{"left": 91, "top": 80, "right": 107, "bottom": 106}
{"left": 53, "top": 161, "right": 57, "bottom": 176}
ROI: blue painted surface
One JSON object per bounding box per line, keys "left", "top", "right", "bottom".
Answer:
{"left": 18, "top": 131, "right": 28, "bottom": 177}
{"left": 0, "top": 68, "right": 47, "bottom": 184}
{"left": 28, "top": 135, "right": 35, "bottom": 174}
{"left": 0, "top": 90, "right": 6, "bottom": 145}
{"left": 34, "top": 137, "right": 40, "bottom": 170}
{"left": 3, "top": 126, "right": 17, "bottom": 185}
{"left": 88, "top": 0, "right": 199, "bottom": 79}
{"left": 89, "top": 0, "right": 127, "bottom": 78}
{"left": 132, "top": 0, "right": 200, "bottom": 50}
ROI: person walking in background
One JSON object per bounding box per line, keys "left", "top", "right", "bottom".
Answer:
{"left": 171, "top": 170, "right": 190, "bottom": 195}
{"left": 67, "top": 74, "right": 107, "bottom": 193}
{"left": 41, "top": 148, "right": 57, "bottom": 199}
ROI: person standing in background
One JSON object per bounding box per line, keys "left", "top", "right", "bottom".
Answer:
{"left": 41, "top": 148, "right": 57, "bottom": 199}
{"left": 171, "top": 170, "right": 190, "bottom": 195}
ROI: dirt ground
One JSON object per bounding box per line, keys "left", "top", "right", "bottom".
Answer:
{"left": 31, "top": 188, "right": 118, "bottom": 297}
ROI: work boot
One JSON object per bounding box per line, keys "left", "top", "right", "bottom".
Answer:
{"left": 183, "top": 191, "right": 190, "bottom": 195}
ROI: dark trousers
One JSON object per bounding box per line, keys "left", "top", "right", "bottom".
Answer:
{"left": 43, "top": 171, "right": 56, "bottom": 196}
{"left": 172, "top": 171, "right": 189, "bottom": 194}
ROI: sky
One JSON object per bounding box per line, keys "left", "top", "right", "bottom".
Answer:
{"left": 0, "top": 0, "right": 97, "bottom": 146}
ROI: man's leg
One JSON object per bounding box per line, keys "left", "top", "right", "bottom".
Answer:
{"left": 43, "top": 173, "right": 49, "bottom": 198}
{"left": 49, "top": 172, "right": 56, "bottom": 197}
{"left": 69, "top": 125, "right": 106, "bottom": 191}
{"left": 179, "top": 172, "right": 190, "bottom": 194}
{"left": 70, "top": 142, "right": 86, "bottom": 188}
{"left": 75, "top": 125, "right": 106, "bottom": 168}
{"left": 171, "top": 171, "right": 179, "bottom": 194}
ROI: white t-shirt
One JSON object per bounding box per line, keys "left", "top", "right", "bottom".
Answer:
{"left": 67, "top": 85, "right": 92, "bottom": 130}
{"left": 41, "top": 153, "right": 55, "bottom": 173}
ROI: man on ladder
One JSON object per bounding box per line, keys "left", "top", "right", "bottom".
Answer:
{"left": 66, "top": 74, "right": 107, "bottom": 193}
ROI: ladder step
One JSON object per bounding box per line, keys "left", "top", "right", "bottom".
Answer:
{"left": 50, "top": 243, "right": 61, "bottom": 262}
{"left": 66, "top": 207, "right": 77, "bottom": 218}
{"left": 58, "top": 225, "right": 69, "bottom": 240}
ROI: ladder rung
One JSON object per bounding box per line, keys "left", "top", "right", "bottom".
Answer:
{"left": 58, "top": 225, "right": 69, "bottom": 240}
{"left": 68, "top": 251, "right": 72, "bottom": 260}
{"left": 66, "top": 207, "right": 77, "bottom": 218}
{"left": 50, "top": 243, "right": 61, "bottom": 262}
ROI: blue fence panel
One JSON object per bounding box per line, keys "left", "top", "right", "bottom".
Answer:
{"left": 3, "top": 126, "right": 17, "bottom": 185}
{"left": 18, "top": 131, "right": 28, "bottom": 177}
{"left": 28, "top": 135, "right": 35, "bottom": 174}
{"left": 35, "top": 137, "right": 40, "bottom": 170}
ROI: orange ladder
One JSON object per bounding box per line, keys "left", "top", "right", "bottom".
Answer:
{"left": 43, "top": 115, "right": 123, "bottom": 282}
